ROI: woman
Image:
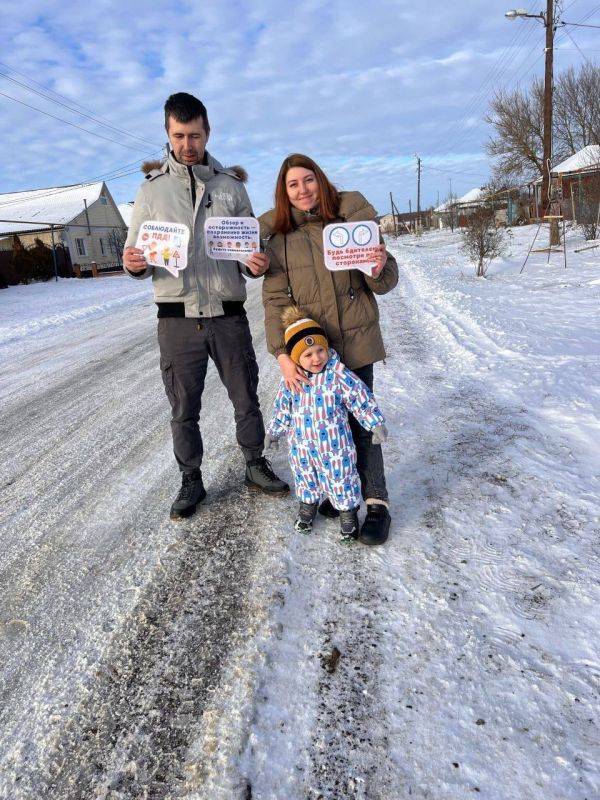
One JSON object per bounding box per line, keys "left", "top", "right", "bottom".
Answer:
{"left": 259, "top": 154, "right": 398, "bottom": 546}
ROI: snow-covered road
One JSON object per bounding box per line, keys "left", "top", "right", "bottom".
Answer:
{"left": 1, "top": 228, "right": 598, "bottom": 799}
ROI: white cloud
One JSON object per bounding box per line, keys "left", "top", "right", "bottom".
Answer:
{"left": 0, "top": 0, "right": 595, "bottom": 213}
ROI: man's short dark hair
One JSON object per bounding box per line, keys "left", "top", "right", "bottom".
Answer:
{"left": 164, "top": 93, "right": 209, "bottom": 132}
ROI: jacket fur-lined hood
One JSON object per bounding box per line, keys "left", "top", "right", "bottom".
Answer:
{"left": 141, "top": 159, "right": 165, "bottom": 174}
{"left": 140, "top": 158, "right": 247, "bottom": 182}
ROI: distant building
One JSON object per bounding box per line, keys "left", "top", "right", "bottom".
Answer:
{"left": 0, "top": 182, "right": 127, "bottom": 272}
{"left": 379, "top": 210, "right": 433, "bottom": 234}
{"left": 433, "top": 187, "right": 489, "bottom": 229}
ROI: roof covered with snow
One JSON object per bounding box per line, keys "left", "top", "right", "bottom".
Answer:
{"left": 551, "top": 145, "right": 600, "bottom": 175}
{"left": 434, "top": 187, "right": 488, "bottom": 212}
{"left": 117, "top": 202, "right": 135, "bottom": 228}
{"left": 0, "top": 182, "right": 105, "bottom": 235}
{"left": 456, "top": 187, "right": 487, "bottom": 205}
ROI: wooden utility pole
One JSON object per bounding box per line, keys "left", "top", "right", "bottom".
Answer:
{"left": 389, "top": 192, "right": 400, "bottom": 236}
{"left": 540, "top": 0, "right": 554, "bottom": 222}
{"left": 416, "top": 155, "right": 422, "bottom": 230}
{"left": 50, "top": 224, "right": 59, "bottom": 282}
{"left": 507, "top": 3, "right": 559, "bottom": 245}
{"left": 541, "top": 0, "right": 561, "bottom": 245}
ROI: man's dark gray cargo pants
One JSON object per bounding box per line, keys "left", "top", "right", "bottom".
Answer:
{"left": 157, "top": 315, "right": 265, "bottom": 472}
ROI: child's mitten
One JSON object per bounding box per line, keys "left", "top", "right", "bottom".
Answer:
{"left": 371, "top": 424, "right": 388, "bottom": 445}
{"left": 264, "top": 432, "right": 280, "bottom": 451}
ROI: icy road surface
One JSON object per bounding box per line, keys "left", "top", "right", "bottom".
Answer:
{"left": 0, "top": 227, "right": 599, "bottom": 800}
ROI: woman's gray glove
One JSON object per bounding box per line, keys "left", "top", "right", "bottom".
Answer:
{"left": 264, "top": 432, "right": 280, "bottom": 451}
{"left": 371, "top": 424, "right": 388, "bottom": 445}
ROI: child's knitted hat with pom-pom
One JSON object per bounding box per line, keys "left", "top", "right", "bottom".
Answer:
{"left": 281, "top": 306, "right": 329, "bottom": 365}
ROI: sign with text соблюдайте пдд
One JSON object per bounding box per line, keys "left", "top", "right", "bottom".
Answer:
{"left": 136, "top": 221, "right": 190, "bottom": 277}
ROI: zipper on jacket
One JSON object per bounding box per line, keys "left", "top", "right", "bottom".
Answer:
{"left": 187, "top": 166, "right": 197, "bottom": 209}
{"left": 187, "top": 165, "right": 203, "bottom": 315}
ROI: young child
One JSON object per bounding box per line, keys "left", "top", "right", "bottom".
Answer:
{"left": 264, "top": 307, "right": 388, "bottom": 540}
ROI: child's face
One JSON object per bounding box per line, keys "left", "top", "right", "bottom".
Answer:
{"left": 299, "top": 344, "right": 328, "bottom": 373}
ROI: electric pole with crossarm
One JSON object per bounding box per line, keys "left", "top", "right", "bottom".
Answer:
{"left": 506, "top": 1, "right": 560, "bottom": 244}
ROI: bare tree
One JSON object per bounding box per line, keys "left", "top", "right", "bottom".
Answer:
{"left": 485, "top": 78, "right": 545, "bottom": 184}
{"left": 440, "top": 191, "right": 458, "bottom": 232}
{"left": 554, "top": 64, "right": 600, "bottom": 156}
{"left": 486, "top": 65, "right": 600, "bottom": 185}
{"left": 461, "top": 206, "right": 506, "bottom": 278}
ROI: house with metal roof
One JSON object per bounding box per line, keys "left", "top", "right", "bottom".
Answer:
{"left": 0, "top": 181, "right": 127, "bottom": 272}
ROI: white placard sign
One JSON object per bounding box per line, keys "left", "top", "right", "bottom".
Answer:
{"left": 204, "top": 216, "right": 260, "bottom": 262}
{"left": 323, "top": 221, "right": 381, "bottom": 275}
{"left": 136, "top": 221, "right": 190, "bottom": 277}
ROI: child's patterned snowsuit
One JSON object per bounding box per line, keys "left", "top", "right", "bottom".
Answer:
{"left": 266, "top": 350, "right": 385, "bottom": 510}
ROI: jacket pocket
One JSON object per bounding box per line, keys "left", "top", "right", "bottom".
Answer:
{"left": 153, "top": 269, "right": 186, "bottom": 298}
{"left": 211, "top": 260, "right": 247, "bottom": 300}
{"left": 243, "top": 348, "right": 259, "bottom": 390}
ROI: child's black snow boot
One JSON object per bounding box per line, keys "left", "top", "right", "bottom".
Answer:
{"left": 294, "top": 501, "right": 318, "bottom": 533}
{"left": 339, "top": 508, "right": 359, "bottom": 541}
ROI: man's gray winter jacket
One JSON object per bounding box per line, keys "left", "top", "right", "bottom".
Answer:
{"left": 124, "top": 150, "right": 255, "bottom": 318}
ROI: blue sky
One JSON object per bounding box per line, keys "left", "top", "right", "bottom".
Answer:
{"left": 0, "top": 0, "right": 597, "bottom": 216}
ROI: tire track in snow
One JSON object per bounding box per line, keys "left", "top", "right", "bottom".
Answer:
{"left": 34, "top": 478, "right": 261, "bottom": 800}
{"left": 302, "top": 261, "right": 599, "bottom": 798}
{"left": 0, "top": 281, "right": 285, "bottom": 800}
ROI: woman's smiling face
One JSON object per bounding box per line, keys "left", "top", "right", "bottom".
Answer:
{"left": 285, "top": 167, "right": 319, "bottom": 212}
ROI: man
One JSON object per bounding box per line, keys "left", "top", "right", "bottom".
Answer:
{"left": 123, "top": 92, "right": 288, "bottom": 519}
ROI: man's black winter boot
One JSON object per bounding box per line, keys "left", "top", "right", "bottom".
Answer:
{"left": 170, "top": 469, "right": 206, "bottom": 520}
{"left": 359, "top": 502, "right": 390, "bottom": 546}
{"left": 339, "top": 508, "right": 359, "bottom": 541}
{"left": 245, "top": 457, "right": 289, "bottom": 497}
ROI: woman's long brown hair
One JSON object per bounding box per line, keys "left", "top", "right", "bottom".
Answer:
{"left": 271, "top": 154, "right": 340, "bottom": 234}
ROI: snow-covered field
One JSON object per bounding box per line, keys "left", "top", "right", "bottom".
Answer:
{"left": 0, "top": 226, "right": 598, "bottom": 799}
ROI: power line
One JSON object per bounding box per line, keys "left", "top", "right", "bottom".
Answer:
{"left": 426, "top": 3, "right": 541, "bottom": 156}
{"left": 0, "top": 150, "right": 162, "bottom": 209}
{"left": 0, "top": 59, "right": 161, "bottom": 148}
{"left": 441, "top": 2, "right": 599, "bottom": 156}
{"left": 515, "top": 3, "right": 600, "bottom": 85}
{"left": 445, "top": 22, "right": 544, "bottom": 152}
{"left": 561, "top": 20, "right": 600, "bottom": 27}
{"left": 0, "top": 90, "right": 151, "bottom": 152}
{"left": 0, "top": 69, "right": 159, "bottom": 148}
{"left": 563, "top": 26, "right": 593, "bottom": 62}
{"left": 425, "top": 163, "right": 489, "bottom": 179}
{"left": 425, "top": 0, "right": 595, "bottom": 159}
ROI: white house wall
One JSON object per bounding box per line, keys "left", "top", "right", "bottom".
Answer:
{"left": 63, "top": 185, "right": 127, "bottom": 269}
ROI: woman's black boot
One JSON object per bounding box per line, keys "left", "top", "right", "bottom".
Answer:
{"left": 359, "top": 502, "right": 390, "bottom": 546}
